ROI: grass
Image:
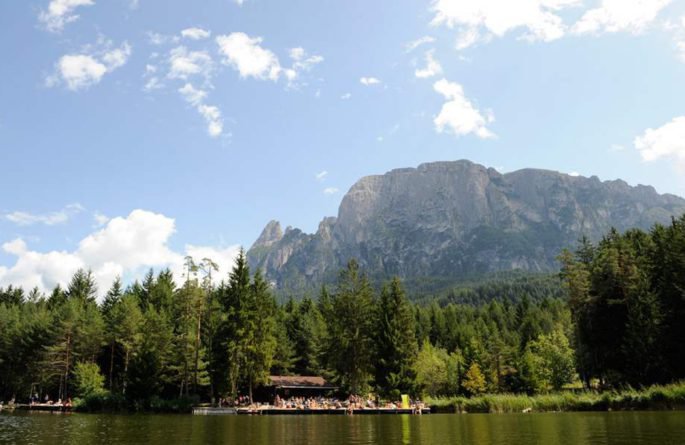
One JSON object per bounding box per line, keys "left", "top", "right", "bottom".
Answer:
{"left": 427, "top": 381, "right": 685, "bottom": 414}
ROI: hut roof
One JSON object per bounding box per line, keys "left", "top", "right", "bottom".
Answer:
{"left": 268, "top": 375, "right": 337, "bottom": 390}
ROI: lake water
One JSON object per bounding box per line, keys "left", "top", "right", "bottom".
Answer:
{"left": 1, "top": 411, "right": 685, "bottom": 444}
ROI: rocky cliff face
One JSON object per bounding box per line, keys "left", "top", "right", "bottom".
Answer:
{"left": 247, "top": 160, "right": 685, "bottom": 291}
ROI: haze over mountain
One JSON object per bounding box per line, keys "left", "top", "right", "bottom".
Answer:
{"left": 248, "top": 160, "right": 685, "bottom": 292}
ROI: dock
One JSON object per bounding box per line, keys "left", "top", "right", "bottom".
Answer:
{"left": 12, "top": 404, "right": 71, "bottom": 413}
{"left": 234, "top": 407, "right": 430, "bottom": 415}
{"left": 192, "top": 407, "right": 238, "bottom": 415}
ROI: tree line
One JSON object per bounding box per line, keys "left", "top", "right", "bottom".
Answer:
{"left": 560, "top": 214, "right": 685, "bottom": 388}
{"left": 1, "top": 214, "right": 684, "bottom": 408}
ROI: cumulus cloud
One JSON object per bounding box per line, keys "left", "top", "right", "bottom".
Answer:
{"left": 323, "top": 187, "right": 339, "bottom": 195}
{"left": 360, "top": 77, "right": 381, "bottom": 86}
{"left": 178, "top": 83, "right": 223, "bottom": 137}
{"left": 289, "top": 47, "right": 324, "bottom": 72}
{"left": 415, "top": 50, "right": 443, "bottom": 78}
{"left": 102, "top": 43, "right": 132, "bottom": 70}
{"left": 93, "top": 212, "right": 110, "bottom": 227}
{"left": 433, "top": 78, "right": 495, "bottom": 139}
{"left": 430, "top": 0, "right": 581, "bottom": 48}
{"left": 634, "top": 116, "right": 685, "bottom": 167}
{"left": 39, "top": 0, "right": 94, "bottom": 33}
{"left": 216, "top": 32, "right": 283, "bottom": 81}
{"left": 47, "top": 42, "right": 131, "bottom": 91}
{"left": 145, "top": 44, "right": 223, "bottom": 137}
{"left": 573, "top": 0, "right": 672, "bottom": 35}
{"left": 168, "top": 46, "right": 213, "bottom": 81}
{"left": 147, "top": 31, "right": 180, "bottom": 46}
{"left": 178, "top": 82, "right": 207, "bottom": 106}
{"left": 405, "top": 36, "right": 436, "bottom": 52}
{"left": 215, "top": 33, "right": 322, "bottom": 86}
{"left": 181, "top": 27, "right": 211, "bottom": 40}
{"left": 0, "top": 209, "right": 240, "bottom": 298}
{"left": 5, "top": 203, "right": 84, "bottom": 226}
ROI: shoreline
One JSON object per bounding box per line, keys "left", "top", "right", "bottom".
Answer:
{"left": 427, "top": 382, "right": 685, "bottom": 414}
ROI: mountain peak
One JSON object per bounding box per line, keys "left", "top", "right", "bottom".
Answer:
{"left": 252, "top": 220, "right": 283, "bottom": 249}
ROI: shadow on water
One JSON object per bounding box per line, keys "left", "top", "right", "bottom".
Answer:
{"left": 2, "top": 411, "right": 685, "bottom": 445}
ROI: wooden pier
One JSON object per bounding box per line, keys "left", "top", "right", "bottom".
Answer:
{"left": 192, "top": 407, "right": 238, "bottom": 415}
{"left": 235, "top": 407, "right": 430, "bottom": 415}
{"left": 12, "top": 404, "right": 71, "bottom": 413}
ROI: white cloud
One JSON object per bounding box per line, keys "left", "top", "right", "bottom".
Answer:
{"left": 430, "top": 0, "right": 581, "bottom": 48}
{"left": 93, "top": 212, "right": 110, "bottom": 227}
{"left": 178, "top": 83, "right": 223, "bottom": 137}
{"left": 147, "top": 31, "right": 180, "bottom": 46}
{"left": 289, "top": 47, "right": 324, "bottom": 72}
{"left": 316, "top": 170, "right": 328, "bottom": 181}
{"left": 216, "top": 33, "right": 322, "bottom": 86}
{"left": 0, "top": 209, "right": 240, "bottom": 298}
{"left": 50, "top": 55, "right": 107, "bottom": 90}
{"left": 168, "top": 46, "right": 213, "bottom": 81}
{"left": 102, "top": 42, "right": 132, "bottom": 70}
{"left": 415, "top": 50, "right": 443, "bottom": 78}
{"left": 405, "top": 36, "right": 436, "bottom": 52}
{"left": 341, "top": 93, "right": 352, "bottom": 100}
{"left": 456, "top": 27, "right": 482, "bottom": 50}
{"left": 5, "top": 203, "right": 84, "bottom": 226}
{"left": 569, "top": 171, "right": 580, "bottom": 176}
{"left": 573, "top": 0, "right": 671, "bottom": 35}
{"left": 178, "top": 82, "right": 207, "bottom": 106}
{"left": 39, "top": 0, "right": 94, "bottom": 33}
{"left": 48, "top": 42, "right": 131, "bottom": 91}
{"left": 433, "top": 78, "right": 495, "bottom": 139}
{"left": 144, "top": 77, "right": 163, "bottom": 91}
{"left": 634, "top": 116, "right": 685, "bottom": 167}
{"left": 197, "top": 104, "right": 223, "bottom": 137}
{"left": 216, "top": 32, "right": 283, "bottom": 81}
{"left": 181, "top": 27, "right": 211, "bottom": 40}
{"left": 323, "top": 187, "right": 339, "bottom": 195}
{"left": 360, "top": 77, "right": 381, "bottom": 86}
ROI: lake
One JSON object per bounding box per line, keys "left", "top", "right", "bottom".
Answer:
{"left": 1, "top": 411, "right": 685, "bottom": 444}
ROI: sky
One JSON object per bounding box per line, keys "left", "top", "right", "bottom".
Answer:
{"left": 1, "top": 0, "right": 685, "bottom": 296}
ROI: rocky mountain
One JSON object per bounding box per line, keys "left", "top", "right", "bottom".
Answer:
{"left": 247, "top": 160, "right": 685, "bottom": 292}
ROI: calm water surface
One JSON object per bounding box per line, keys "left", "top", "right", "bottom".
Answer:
{"left": 1, "top": 411, "right": 684, "bottom": 445}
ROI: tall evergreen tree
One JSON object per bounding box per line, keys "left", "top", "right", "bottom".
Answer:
{"left": 322, "top": 260, "right": 376, "bottom": 395}
{"left": 375, "top": 277, "right": 418, "bottom": 398}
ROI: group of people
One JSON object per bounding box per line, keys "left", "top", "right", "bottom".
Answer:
{"left": 273, "top": 394, "right": 346, "bottom": 410}
{"left": 270, "top": 394, "right": 424, "bottom": 413}
{"left": 29, "top": 393, "right": 72, "bottom": 408}
{"left": 217, "top": 393, "right": 425, "bottom": 414}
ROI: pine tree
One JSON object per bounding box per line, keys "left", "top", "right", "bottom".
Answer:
{"left": 375, "top": 277, "right": 418, "bottom": 398}
{"left": 323, "top": 260, "right": 376, "bottom": 395}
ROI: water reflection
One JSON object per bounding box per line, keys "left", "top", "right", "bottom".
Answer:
{"left": 1, "top": 411, "right": 685, "bottom": 445}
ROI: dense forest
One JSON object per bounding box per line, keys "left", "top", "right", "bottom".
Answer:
{"left": 1, "top": 215, "right": 684, "bottom": 410}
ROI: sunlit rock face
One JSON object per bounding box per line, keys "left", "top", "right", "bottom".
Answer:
{"left": 248, "top": 160, "right": 685, "bottom": 291}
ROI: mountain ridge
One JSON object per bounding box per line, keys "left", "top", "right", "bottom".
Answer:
{"left": 248, "top": 160, "right": 685, "bottom": 292}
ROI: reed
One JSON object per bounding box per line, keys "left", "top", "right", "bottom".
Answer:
{"left": 427, "top": 381, "right": 685, "bottom": 413}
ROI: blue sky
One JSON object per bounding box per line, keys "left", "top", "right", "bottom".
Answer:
{"left": 1, "top": 0, "right": 685, "bottom": 294}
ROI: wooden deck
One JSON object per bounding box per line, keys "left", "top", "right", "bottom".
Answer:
{"left": 235, "top": 407, "right": 430, "bottom": 415}
{"left": 192, "top": 407, "right": 238, "bottom": 415}
{"left": 12, "top": 404, "right": 71, "bottom": 412}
